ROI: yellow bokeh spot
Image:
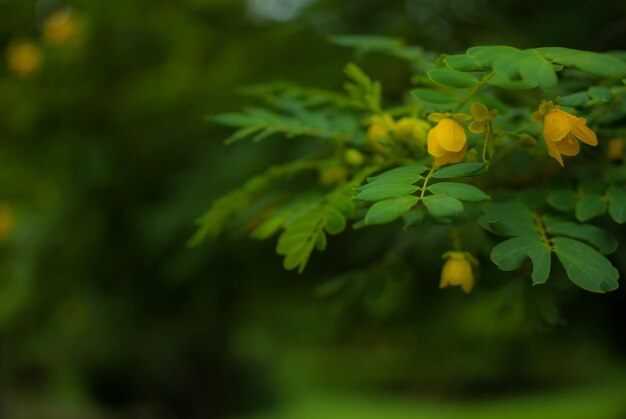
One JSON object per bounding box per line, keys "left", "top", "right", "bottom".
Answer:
{"left": 0, "top": 203, "right": 15, "bottom": 242}
{"left": 393, "top": 117, "right": 430, "bottom": 146}
{"left": 6, "top": 40, "right": 42, "bottom": 78}
{"left": 43, "top": 9, "right": 79, "bottom": 45}
{"left": 607, "top": 138, "right": 625, "bottom": 161}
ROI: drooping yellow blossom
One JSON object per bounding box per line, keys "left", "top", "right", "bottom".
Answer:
{"left": 607, "top": 137, "right": 624, "bottom": 162}
{"left": 393, "top": 117, "right": 430, "bottom": 146}
{"left": 344, "top": 148, "right": 365, "bottom": 166}
{"left": 533, "top": 100, "right": 598, "bottom": 166}
{"left": 439, "top": 251, "right": 477, "bottom": 293}
{"left": 6, "top": 40, "right": 42, "bottom": 78}
{"left": 0, "top": 203, "right": 15, "bottom": 242}
{"left": 426, "top": 114, "right": 469, "bottom": 166}
{"left": 43, "top": 9, "right": 79, "bottom": 45}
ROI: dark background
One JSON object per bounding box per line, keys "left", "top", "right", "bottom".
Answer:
{"left": 1, "top": 0, "right": 626, "bottom": 418}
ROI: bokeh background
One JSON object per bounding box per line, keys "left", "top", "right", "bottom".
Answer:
{"left": 2, "top": 0, "right": 626, "bottom": 418}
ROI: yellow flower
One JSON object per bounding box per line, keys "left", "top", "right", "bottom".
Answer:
{"left": 607, "top": 137, "right": 624, "bottom": 162}
{"left": 6, "top": 40, "right": 42, "bottom": 78}
{"left": 393, "top": 117, "right": 430, "bottom": 146}
{"left": 43, "top": 9, "right": 79, "bottom": 45}
{"left": 534, "top": 100, "right": 598, "bottom": 166}
{"left": 439, "top": 251, "right": 476, "bottom": 293}
{"left": 427, "top": 117, "right": 467, "bottom": 166}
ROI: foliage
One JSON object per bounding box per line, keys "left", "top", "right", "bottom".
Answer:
{"left": 196, "top": 38, "right": 626, "bottom": 300}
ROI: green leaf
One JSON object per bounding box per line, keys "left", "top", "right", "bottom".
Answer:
{"left": 422, "top": 195, "right": 464, "bottom": 218}
{"left": 607, "top": 186, "right": 626, "bottom": 223}
{"left": 588, "top": 86, "right": 613, "bottom": 103}
{"left": 356, "top": 184, "right": 419, "bottom": 201}
{"left": 330, "top": 35, "right": 422, "bottom": 61}
{"left": 332, "top": 196, "right": 356, "bottom": 216}
{"left": 324, "top": 208, "right": 347, "bottom": 234}
{"left": 315, "top": 231, "right": 327, "bottom": 251}
{"left": 544, "top": 218, "right": 617, "bottom": 254}
{"left": 432, "top": 162, "right": 488, "bottom": 179}
{"left": 480, "top": 201, "right": 537, "bottom": 237}
{"left": 356, "top": 164, "right": 427, "bottom": 201}
{"left": 367, "top": 163, "right": 428, "bottom": 183}
{"left": 553, "top": 237, "right": 619, "bottom": 293}
{"left": 559, "top": 91, "right": 590, "bottom": 107}
{"left": 467, "top": 46, "right": 522, "bottom": 66}
{"left": 364, "top": 196, "right": 418, "bottom": 225}
{"left": 492, "top": 53, "right": 526, "bottom": 79}
{"left": 527, "top": 245, "right": 552, "bottom": 285}
{"left": 535, "top": 47, "right": 626, "bottom": 78}
{"left": 488, "top": 74, "right": 538, "bottom": 89}
{"left": 428, "top": 68, "right": 478, "bottom": 88}
{"left": 490, "top": 236, "right": 551, "bottom": 284}
{"left": 519, "top": 56, "right": 558, "bottom": 89}
{"left": 251, "top": 214, "right": 287, "bottom": 239}
{"left": 411, "top": 89, "right": 457, "bottom": 112}
{"left": 547, "top": 189, "right": 577, "bottom": 212}
{"left": 443, "top": 54, "right": 485, "bottom": 72}
{"left": 575, "top": 193, "right": 607, "bottom": 221}
{"left": 402, "top": 207, "right": 425, "bottom": 228}
{"left": 427, "top": 182, "right": 489, "bottom": 202}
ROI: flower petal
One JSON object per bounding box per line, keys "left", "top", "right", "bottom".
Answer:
{"left": 544, "top": 109, "right": 575, "bottom": 142}
{"left": 434, "top": 142, "right": 467, "bottom": 166}
{"left": 545, "top": 138, "right": 564, "bottom": 166}
{"left": 437, "top": 118, "right": 466, "bottom": 152}
{"left": 427, "top": 127, "right": 446, "bottom": 157}
{"left": 556, "top": 134, "right": 580, "bottom": 156}
{"left": 571, "top": 118, "right": 598, "bottom": 146}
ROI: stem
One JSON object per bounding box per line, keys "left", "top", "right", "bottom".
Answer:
{"left": 419, "top": 165, "right": 437, "bottom": 201}
{"left": 532, "top": 212, "right": 554, "bottom": 251}
{"left": 482, "top": 125, "right": 491, "bottom": 162}
{"left": 454, "top": 71, "right": 494, "bottom": 112}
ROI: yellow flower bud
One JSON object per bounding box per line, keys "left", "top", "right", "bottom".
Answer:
{"left": 6, "top": 40, "right": 42, "bottom": 78}
{"left": 43, "top": 9, "right": 79, "bottom": 45}
{"left": 540, "top": 104, "right": 597, "bottom": 166}
{"left": 607, "top": 137, "right": 624, "bottom": 162}
{"left": 439, "top": 251, "right": 475, "bottom": 293}
{"left": 393, "top": 117, "right": 430, "bottom": 146}
{"left": 426, "top": 118, "right": 467, "bottom": 166}
{"left": 344, "top": 149, "right": 365, "bottom": 166}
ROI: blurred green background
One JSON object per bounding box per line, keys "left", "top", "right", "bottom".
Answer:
{"left": 2, "top": 0, "right": 626, "bottom": 418}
